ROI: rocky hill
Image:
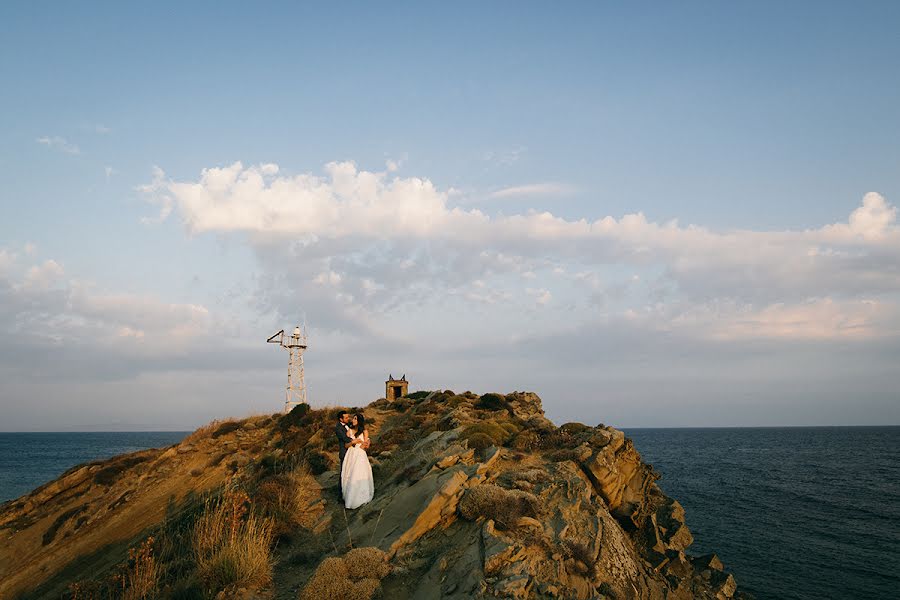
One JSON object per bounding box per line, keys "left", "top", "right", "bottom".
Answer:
{"left": 0, "top": 391, "right": 750, "bottom": 599}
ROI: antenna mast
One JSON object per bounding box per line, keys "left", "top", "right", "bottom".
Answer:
{"left": 267, "top": 325, "right": 308, "bottom": 412}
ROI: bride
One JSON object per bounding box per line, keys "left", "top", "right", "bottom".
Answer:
{"left": 341, "top": 412, "right": 374, "bottom": 509}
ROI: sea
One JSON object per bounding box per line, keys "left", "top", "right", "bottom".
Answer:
{"left": 625, "top": 426, "right": 900, "bottom": 600}
{"left": 1, "top": 427, "right": 898, "bottom": 600}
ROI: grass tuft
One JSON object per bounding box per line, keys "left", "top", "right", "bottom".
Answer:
{"left": 192, "top": 489, "right": 275, "bottom": 594}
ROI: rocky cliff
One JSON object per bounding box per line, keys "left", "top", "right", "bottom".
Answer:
{"left": 0, "top": 391, "right": 750, "bottom": 600}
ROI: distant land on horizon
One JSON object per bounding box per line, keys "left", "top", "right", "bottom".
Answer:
{"left": 3, "top": 423, "right": 900, "bottom": 433}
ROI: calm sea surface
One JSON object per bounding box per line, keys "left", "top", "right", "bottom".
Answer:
{"left": 0, "top": 432, "right": 188, "bottom": 503}
{"left": 624, "top": 426, "right": 900, "bottom": 600}
{"left": 1, "top": 428, "right": 898, "bottom": 599}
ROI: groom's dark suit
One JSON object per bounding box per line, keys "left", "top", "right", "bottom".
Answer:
{"left": 335, "top": 421, "right": 353, "bottom": 465}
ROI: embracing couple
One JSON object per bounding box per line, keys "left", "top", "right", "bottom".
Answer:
{"left": 334, "top": 410, "right": 374, "bottom": 510}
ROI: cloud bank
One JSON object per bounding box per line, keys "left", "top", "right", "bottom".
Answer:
{"left": 141, "top": 161, "right": 900, "bottom": 344}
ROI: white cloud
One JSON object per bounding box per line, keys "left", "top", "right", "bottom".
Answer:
{"left": 23, "top": 259, "right": 64, "bottom": 290}
{"left": 487, "top": 182, "right": 577, "bottom": 199}
{"left": 0, "top": 251, "right": 215, "bottom": 366}
{"left": 141, "top": 161, "right": 900, "bottom": 344}
{"left": 36, "top": 136, "right": 81, "bottom": 155}
{"left": 820, "top": 192, "right": 898, "bottom": 241}
{"left": 481, "top": 146, "right": 526, "bottom": 166}
{"left": 526, "top": 287, "right": 553, "bottom": 306}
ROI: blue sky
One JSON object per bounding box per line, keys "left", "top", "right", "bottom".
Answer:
{"left": 2, "top": 2, "right": 899, "bottom": 430}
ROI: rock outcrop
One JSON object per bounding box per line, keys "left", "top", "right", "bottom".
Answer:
{"left": 0, "top": 390, "right": 751, "bottom": 599}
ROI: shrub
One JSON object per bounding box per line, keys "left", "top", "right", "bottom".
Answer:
{"left": 349, "top": 578, "right": 381, "bottom": 598}
{"left": 429, "top": 392, "right": 451, "bottom": 404}
{"left": 299, "top": 548, "right": 390, "bottom": 600}
{"left": 545, "top": 448, "right": 580, "bottom": 462}
{"left": 447, "top": 394, "right": 470, "bottom": 408}
{"left": 511, "top": 430, "right": 541, "bottom": 451}
{"left": 499, "top": 421, "right": 521, "bottom": 436}
{"left": 465, "top": 432, "right": 495, "bottom": 451}
{"left": 212, "top": 421, "right": 242, "bottom": 438}
{"left": 299, "top": 557, "right": 348, "bottom": 600}
{"left": 559, "top": 422, "right": 590, "bottom": 436}
{"left": 193, "top": 490, "right": 275, "bottom": 594}
{"left": 458, "top": 484, "right": 541, "bottom": 530}
{"left": 499, "top": 467, "right": 550, "bottom": 489}
{"left": 460, "top": 422, "right": 514, "bottom": 449}
{"left": 475, "top": 393, "right": 511, "bottom": 412}
{"left": 406, "top": 390, "right": 430, "bottom": 401}
{"left": 278, "top": 403, "right": 311, "bottom": 430}
{"left": 343, "top": 547, "right": 391, "bottom": 580}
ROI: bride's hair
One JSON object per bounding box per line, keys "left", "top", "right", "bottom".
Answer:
{"left": 354, "top": 412, "right": 366, "bottom": 433}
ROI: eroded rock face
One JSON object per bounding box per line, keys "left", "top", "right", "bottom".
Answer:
{"left": 0, "top": 392, "right": 750, "bottom": 600}
{"left": 329, "top": 392, "right": 749, "bottom": 599}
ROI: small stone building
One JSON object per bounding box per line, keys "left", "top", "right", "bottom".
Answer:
{"left": 385, "top": 374, "right": 408, "bottom": 401}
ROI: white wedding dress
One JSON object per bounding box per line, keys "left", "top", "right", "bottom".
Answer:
{"left": 341, "top": 432, "right": 374, "bottom": 509}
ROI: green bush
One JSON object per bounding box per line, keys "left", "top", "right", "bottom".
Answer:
{"left": 511, "top": 430, "right": 541, "bottom": 451}
{"left": 460, "top": 422, "right": 514, "bottom": 449}
{"left": 476, "top": 393, "right": 512, "bottom": 413}
{"left": 406, "top": 390, "right": 430, "bottom": 400}
{"left": 212, "top": 421, "right": 242, "bottom": 438}
{"left": 465, "top": 432, "right": 495, "bottom": 451}
{"left": 499, "top": 421, "right": 521, "bottom": 436}
{"left": 278, "top": 403, "right": 311, "bottom": 430}
{"left": 559, "top": 422, "right": 590, "bottom": 436}
{"left": 545, "top": 448, "right": 580, "bottom": 462}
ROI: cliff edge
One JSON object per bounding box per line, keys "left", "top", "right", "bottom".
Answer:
{"left": 0, "top": 391, "right": 750, "bottom": 599}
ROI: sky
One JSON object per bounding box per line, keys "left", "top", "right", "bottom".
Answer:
{"left": 1, "top": 2, "right": 899, "bottom": 430}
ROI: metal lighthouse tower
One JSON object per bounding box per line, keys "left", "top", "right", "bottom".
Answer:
{"left": 267, "top": 325, "right": 308, "bottom": 412}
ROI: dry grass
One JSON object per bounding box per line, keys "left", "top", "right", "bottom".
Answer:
{"left": 299, "top": 548, "right": 390, "bottom": 600}
{"left": 182, "top": 418, "right": 239, "bottom": 445}
{"left": 123, "top": 536, "right": 158, "bottom": 600}
{"left": 193, "top": 489, "right": 275, "bottom": 593}
{"left": 182, "top": 411, "right": 273, "bottom": 445}
{"left": 255, "top": 466, "right": 323, "bottom": 534}
{"left": 458, "top": 484, "right": 541, "bottom": 530}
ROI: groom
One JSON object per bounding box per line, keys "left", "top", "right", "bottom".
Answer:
{"left": 335, "top": 410, "right": 354, "bottom": 470}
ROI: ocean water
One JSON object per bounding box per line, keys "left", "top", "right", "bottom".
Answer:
{"left": 1, "top": 428, "right": 898, "bottom": 599}
{"left": 625, "top": 426, "right": 900, "bottom": 600}
{"left": 0, "top": 432, "right": 188, "bottom": 503}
